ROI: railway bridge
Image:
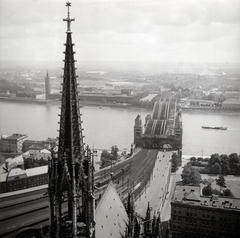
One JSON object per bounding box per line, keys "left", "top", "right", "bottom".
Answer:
{"left": 134, "top": 99, "right": 182, "bottom": 150}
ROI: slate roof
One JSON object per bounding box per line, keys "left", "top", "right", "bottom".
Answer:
{"left": 173, "top": 185, "right": 240, "bottom": 211}
{"left": 6, "top": 155, "right": 24, "bottom": 166}
{"left": 40, "top": 149, "right": 51, "bottom": 154}
{"left": 4, "top": 133, "right": 27, "bottom": 140}
{"left": 95, "top": 181, "right": 128, "bottom": 238}
{"left": 8, "top": 168, "right": 27, "bottom": 177}
{"left": 25, "top": 166, "right": 48, "bottom": 177}
{"left": 184, "top": 192, "right": 201, "bottom": 202}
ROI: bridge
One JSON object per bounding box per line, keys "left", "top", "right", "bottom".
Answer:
{"left": 0, "top": 149, "right": 163, "bottom": 238}
{"left": 134, "top": 99, "right": 182, "bottom": 150}
{"left": 0, "top": 100, "right": 182, "bottom": 237}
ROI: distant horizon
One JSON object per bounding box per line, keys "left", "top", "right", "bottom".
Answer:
{"left": 1, "top": 59, "right": 240, "bottom": 63}
{"left": 1, "top": 60, "right": 240, "bottom": 67}
{"left": 1, "top": 60, "right": 239, "bottom": 75}
{"left": 0, "top": 0, "right": 239, "bottom": 64}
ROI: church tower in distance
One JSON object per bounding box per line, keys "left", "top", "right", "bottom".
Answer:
{"left": 48, "top": 2, "right": 95, "bottom": 237}
{"left": 45, "top": 72, "right": 50, "bottom": 100}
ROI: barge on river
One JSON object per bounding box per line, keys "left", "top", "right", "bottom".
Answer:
{"left": 202, "top": 126, "right": 227, "bottom": 130}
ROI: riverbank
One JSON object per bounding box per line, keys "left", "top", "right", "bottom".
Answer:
{"left": 1, "top": 96, "right": 240, "bottom": 112}
{"left": 182, "top": 106, "right": 240, "bottom": 111}
{"left": 0, "top": 95, "right": 152, "bottom": 110}
{"left": 0, "top": 96, "right": 47, "bottom": 104}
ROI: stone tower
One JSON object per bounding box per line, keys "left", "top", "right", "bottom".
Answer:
{"left": 134, "top": 114, "right": 142, "bottom": 147}
{"left": 174, "top": 108, "right": 183, "bottom": 150}
{"left": 45, "top": 72, "right": 50, "bottom": 100}
{"left": 48, "top": 2, "right": 95, "bottom": 237}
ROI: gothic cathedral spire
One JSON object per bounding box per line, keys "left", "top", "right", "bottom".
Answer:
{"left": 49, "top": 2, "right": 95, "bottom": 237}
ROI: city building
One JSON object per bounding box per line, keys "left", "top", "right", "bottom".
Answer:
{"left": 0, "top": 133, "right": 28, "bottom": 154}
{"left": 22, "top": 137, "right": 57, "bottom": 152}
{"left": 0, "top": 166, "right": 48, "bottom": 193}
{"left": 223, "top": 91, "right": 240, "bottom": 100}
{"left": 222, "top": 99, "right": 240, "bottom": 109}
{"left": 0, "top": 147, "right": 50, "bottom": 193}
{"left": 170, "top": 185, "right": 240, "bottom": 238}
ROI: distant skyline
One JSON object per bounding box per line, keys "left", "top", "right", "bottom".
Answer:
{"left": 0, "top": 0, "right": 239, "bottom": 64}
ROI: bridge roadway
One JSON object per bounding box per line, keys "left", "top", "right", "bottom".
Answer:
{"left": 135, "top": 151, "right": 172, "bottom": 218}
{"left": 0, "top": 149, "right": 165, "bottom": 237}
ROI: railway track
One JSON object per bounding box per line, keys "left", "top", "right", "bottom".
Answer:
{"left": 0, "top": 149, "right": 159, "bottom": 237}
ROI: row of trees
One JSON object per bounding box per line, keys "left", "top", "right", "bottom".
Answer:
{"left": 16, "top": 92, "right": 36, "bottom": 99}
{"left": 181, "top": 163, "right": 234, "bottom": 197}
{"left": 202, "top": 175, "right": 234, "bottom": 197}
{"left": 0, "top": 79, "right": 36, "bottom": 96}
{"left": 171, "top": 152, "right": 182, "bottom": 172}
{"left": 100, "top": 145, "right": 119, "bottom": 169}
{"left": 199, "top": 153, "right": 240, "bottom": 175}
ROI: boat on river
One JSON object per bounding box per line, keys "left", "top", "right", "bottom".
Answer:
{"left": 202, "top": 126, "right": 227, "bottom": 130}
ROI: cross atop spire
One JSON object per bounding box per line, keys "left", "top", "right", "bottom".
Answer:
{"left": 63, "top": 1, "right": 75, "bottom": 32}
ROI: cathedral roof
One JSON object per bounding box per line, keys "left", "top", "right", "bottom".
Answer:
{"left": 95, "top": 181, "right": 129, "bottom": 237}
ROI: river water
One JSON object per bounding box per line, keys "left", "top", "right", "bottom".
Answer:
{"left": 0, "top": 101, "right": 240, "bottom": 156}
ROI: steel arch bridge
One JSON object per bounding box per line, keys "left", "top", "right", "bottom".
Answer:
{"left": 135, "top": 99, "right": 182, "bottom": 150}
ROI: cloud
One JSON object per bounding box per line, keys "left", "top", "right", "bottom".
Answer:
{"left": 204, "top": 0, "right": 240, "bottom": 25}
{"left": 0, "top": 0, "right": 239, "bottom": 62}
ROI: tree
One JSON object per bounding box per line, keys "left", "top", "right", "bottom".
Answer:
{"left": 171, "top": 153, "right": 179, "bottom": 172}
{"left": 191, "top": 170, "right": 202, "bottom": 186}
{"left": 208, "top": 154, "right": 220, "bottom": 168}
{"left": 181, "top": 163, "right": 192, "bottom": 183}
{"left": 229, "top": 153, "right": 240, "bottom": 175}
{"left": 212, "top": 189, "right": 221, "bottom": 195}
{"left": 181, "top": 163, "right": 201, "bottom": 186}
{"left": 101, "top": 149, "right": 111, "bottom": 168}
{"left": 210, "top": 163, "right": 221, "bottom": 174}
{"left": 219, "top": 154, "right": 230, "bottom": 175}
{"left": 202, "top": 178, "right": 214, "bottom": 186}
{"left": 190, "top": 157, "right": 197, "bottom": 162}
{"left": 111, "top": 145, "right": 119, "bottom": 158}
{"left": 202, "top": 184, "right": 213, "bottom": 196}
{"left": 215, "top": 175, "right": 226, "bottom": 191}
{"left": 222, "top": 189, "right": 234, "bottom": 197}
{"left": 197, "top": 157, "right": 203, "bottom": 162}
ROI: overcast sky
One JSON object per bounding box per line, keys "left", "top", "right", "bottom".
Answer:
{"left": 0, "top": 0, "right": 239, "bottom": 63}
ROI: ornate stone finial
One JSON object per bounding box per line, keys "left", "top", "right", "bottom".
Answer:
{"left": 63, "top": 1, "right": 75, "bottom": 32}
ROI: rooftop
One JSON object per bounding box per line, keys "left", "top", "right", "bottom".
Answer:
{"left": 8, "top": 168, "right": 27, "bottom": 178}
{"left": 95, "top": 181, "right": 128, "bottom": 237}
{"left": 172, "top": 185, "right": 240, "bottom": 211}
{"left": 223, "top": 99, "right": 240, "bottom": 104}
{"left": 3, "top": 133, "right": 27, "bottom": 140}
{"left": 25, "top": 166, "right": 48, "bottom": 177}
{"left": 6, "top": 154, "right": 24, "bottom": 166}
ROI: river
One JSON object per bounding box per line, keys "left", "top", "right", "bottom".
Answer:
{"left": 0, "top": 101, "right": 240, "bottom": 156}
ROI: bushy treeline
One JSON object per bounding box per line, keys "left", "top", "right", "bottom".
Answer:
{"left": 0, "top": 79, "right": 35, "bottom": 96}
{"left": 171, "top": 152, "right": 182, "bottom": 172}
{"left": 199, "top": 153, "right": 240, "bottom": 175}
{"left": 181, "top": 163, "right": 201, "bottom": 186}
{"left": 181, "top": 163, "right": 234, "bottom": 197}
{"left": 16, "top": 92, "right": 36, "bottom": 99}
{"left": 100, "top": 145, "right": 119, "bottom": 169}
{"left": 202, "top": 175, "right": 234, "bottom": 197}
